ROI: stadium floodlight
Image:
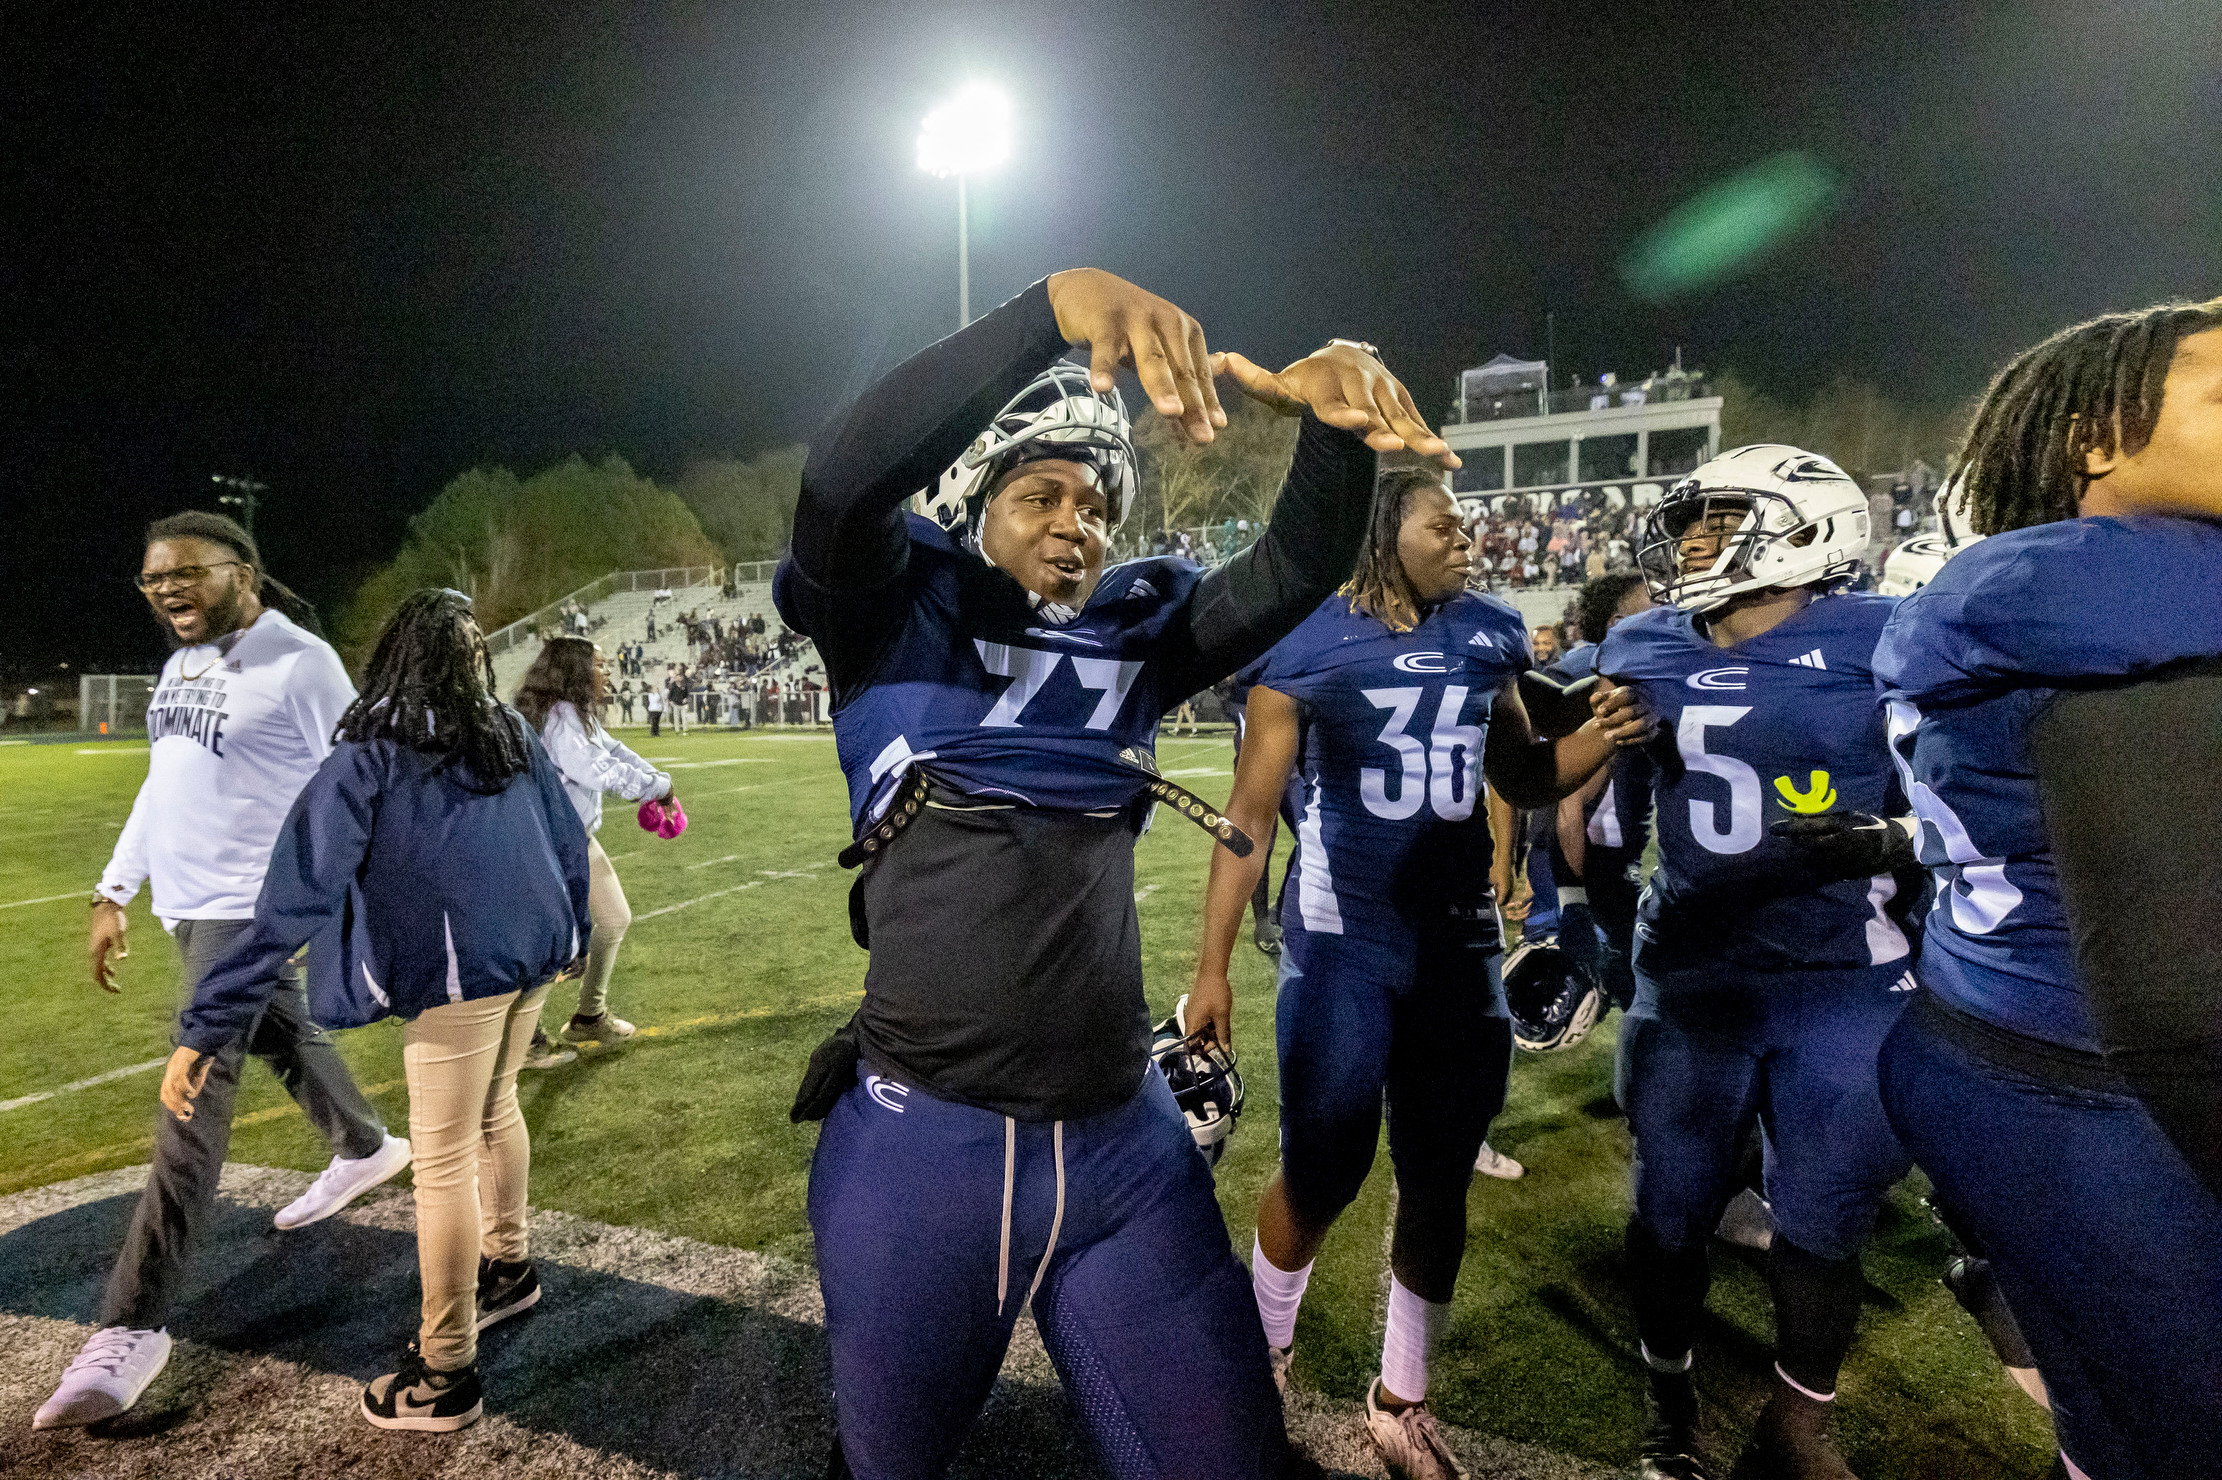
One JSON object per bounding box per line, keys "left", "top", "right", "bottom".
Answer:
{"left": 916, "top": 83, "right": 1012, "bottom": 329}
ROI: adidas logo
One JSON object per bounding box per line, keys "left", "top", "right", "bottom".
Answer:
{"left": 1128, "top": 578, "right": 1158, "bottom": 601}
{"left": 1469, "top": 632, "right": 1494, "bottom": 648}
{"left": 1789, "top": 649, "right": 1827, "bottom": 670}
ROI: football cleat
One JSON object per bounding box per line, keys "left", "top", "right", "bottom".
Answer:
{"left": 1150, "top": 995, "right": 1244, "bottom": 1165}
{"left": 1503, "top": 940, "right": 1605, "bottom": 1053}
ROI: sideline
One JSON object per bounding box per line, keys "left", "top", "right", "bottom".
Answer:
{"left": 0, "top": 891, "right": 91, "bottom": 911}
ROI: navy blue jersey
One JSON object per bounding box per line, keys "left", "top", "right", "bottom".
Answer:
{"left": 1599, "top": 593, "right": 1908, "bottom": 971}
{"left": 1546, "top": 642, "right": 1656, "bottom": 861}
{"left": 1252, "top": 592, "right": 1531, "bottom": 952}
{"left": 778, "top": 515, "right": 1208, "bottom": 828}
{"left": 1875, "top": 514, "right": 2222, "bottom": 1051}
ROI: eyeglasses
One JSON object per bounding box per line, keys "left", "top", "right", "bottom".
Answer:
{"left": 135, "top": 561, "right": 245, "bottom": 594}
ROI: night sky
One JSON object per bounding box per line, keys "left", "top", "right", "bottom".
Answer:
{"left": 7, "top": 0, "right": 2216, "bottom": 674}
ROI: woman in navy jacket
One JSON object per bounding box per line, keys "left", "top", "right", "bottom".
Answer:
{"left": 160, "top": 588, "right": 591, "bottom": 1434}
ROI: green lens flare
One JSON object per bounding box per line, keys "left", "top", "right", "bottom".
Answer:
{"left": 1621, "top": 152, "right": 1841, "bottom": 301}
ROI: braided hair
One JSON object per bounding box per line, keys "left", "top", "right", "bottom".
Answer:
{"left": 337, "top": 589, "right": 530, "bottom": 788}
{"left": 513, "top": 635, "right": 602, "bottom": 735}
{"left": 1955, "top": 300, "right": 2222, "bottom": 535}
{"left": 143, "top": 510, "right": 324, "bottom": 637}
{"left": 1342, "top": 467, "right": 1453, "bottom": 632}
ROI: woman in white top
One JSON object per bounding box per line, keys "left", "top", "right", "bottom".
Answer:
{"left": 513, "top": 637, "right": 675, "bottom": 1048}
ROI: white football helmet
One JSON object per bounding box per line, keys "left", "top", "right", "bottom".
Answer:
{"left": 1877, "top": 475, "right": 1985, "bottom": 597}
{"left": 1636, "top": 444, "right": 1870, "bottom": 614}
{"left": 916, "top": 362, "right": 1139, "bottom": 540}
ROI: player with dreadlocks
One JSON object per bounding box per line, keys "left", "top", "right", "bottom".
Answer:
{"left": 1871, "top": 300, "right": 2222, "bottom": 1480}
{"left": 38, "top": 511, "right": 409, "bottom": 1432}
{"left": 1191, "top": 466, "right": 1654, "bottom": 1480}
{"left": 158, "top": 587, "right": 592, "bottom": 1434}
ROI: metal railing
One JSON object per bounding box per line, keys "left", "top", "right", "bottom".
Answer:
{"left": 483, "top": 562, "right": 786, "bottom": 658}
{"left": 78, "top": 674, "right": 159, "bottom": 735}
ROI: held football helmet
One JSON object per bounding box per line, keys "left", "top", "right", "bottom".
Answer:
{"left": 1877, "top": 475, "right": 1985, "bottom": 597}
{"left": 1635, "top": 444, "right": 1870, "bottom": 614}
{"left": 1150, "top": 994, "right": 1244, "bottom": 1166}
{"left": 916, "top": 361, "right": 1139, "bottom": 542}
{"left": 1503, "top": 940, "right": 1605, "bottom": 1053}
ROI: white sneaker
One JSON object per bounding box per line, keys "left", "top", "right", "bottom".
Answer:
{"left": 561, "top": 1013, "right": 635, "bottom": 1045}
{"left": 275, "top": 1133, "right": 412, "bottom": 1231}
{"left": 1474, "top": 1141, "right": 1525, "bottom": 1180}
{"left": 33, "top": 1326, "right": 173, "bottom": 1429}
{"left": 1365, "top": 1376, "right": 1469, "bottom": 1480}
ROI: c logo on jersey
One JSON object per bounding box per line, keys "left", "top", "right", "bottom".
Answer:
{"left": 1392, "top": 652, "right": 1451, "bottom": 674}
{"left": 1685, "top": 666, "right": 1749, "bottom": 691}
{"left": 1773, "top": 771, "right": 1838, "bottom": 813}
{"left": 864, "top": 1074, "right": 909, "bottom": 1114}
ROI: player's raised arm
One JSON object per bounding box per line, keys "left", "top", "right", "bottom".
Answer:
{"left": 1168, "top": 343, "right": 1458, "bottom": 694}
{"left": 1188, "top": 683, "right": 1302, "bottom": 1049}
{"left": 781, "top": 270, "right": 1221, "bottom": 690}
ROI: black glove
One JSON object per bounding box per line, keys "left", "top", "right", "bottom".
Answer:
{"left": 1768, "top": 811, "right": 1917, "bottom": 882}
{"left": 1517, "top": 669, "right": 1600, "bottom": 740}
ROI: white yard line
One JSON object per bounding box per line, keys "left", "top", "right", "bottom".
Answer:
{"left": 0, "top": 891, "right": 90, "bottom": 911}
{"left": 75, "top": 747, "right": 149, "bottom": 755}
{"left": 629, "top": 878, "right": 766, "bottom": 921}
{"left": 664, "top": 757, "right": 779, "bottom": 770}
{"left": 1134, "top": 884, "right": 1161, "bottom": 906}
{"left": 0, "top": 1058, "right": 169, "bottom": 1114}
{"left": 686, "top": 854, "right": 744, "bottom": 869}
{"left": 1163, "top": 767, "right": 1230, "bottom": 778}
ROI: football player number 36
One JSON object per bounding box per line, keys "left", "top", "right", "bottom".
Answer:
{"left": 1678, "top": 705, "right": 1763, "bottom": 854}
{"left": 1360, "top": 686, "right": 1483, "bottom": 821}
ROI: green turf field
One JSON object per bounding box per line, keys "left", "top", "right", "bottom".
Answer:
{"left": 0, "top": 731, "right": 2057, "bottom": 1476}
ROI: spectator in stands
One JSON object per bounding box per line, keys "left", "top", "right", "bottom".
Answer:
{"left": 513, "top": 635, "right": 672, "bottom": 1052}
{"left": 667, "top": 667, "right": 689, "bottom": 734}
{"left": 644, "top": 673, "right": 665, "bottom": 738}
{"left": 616, "top": 679, "right": 635, "bottom": 725}
{"left": 750, "top": 612, "right": 766, "bottom": 637}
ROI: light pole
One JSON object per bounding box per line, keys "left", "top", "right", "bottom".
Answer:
{"left": 916, "top": 84, "right": 1011, "bottom": 330}
{"left": 211, "top": 472, "right": 265, "bottom": 540}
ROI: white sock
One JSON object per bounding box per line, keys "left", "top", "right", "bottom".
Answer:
{"left": 1251, "top": 1235, "right": 1312, "bottom": 1350}
{"left": 1380, "top": 1277, "right": 1453, "bottom": 1403}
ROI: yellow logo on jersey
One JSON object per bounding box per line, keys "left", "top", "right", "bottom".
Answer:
{"left": 1774, "top": 771, "right": 1838, "bottom": 813}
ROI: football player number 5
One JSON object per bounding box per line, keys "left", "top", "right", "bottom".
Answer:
{"left": 1678, "top": 705, "right": 1762, "bottom": 854}
{"left": 1360, "top": 686, "right": 1483, "bottom": 822}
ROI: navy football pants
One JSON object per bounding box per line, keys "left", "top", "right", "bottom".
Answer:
{"left": 1622, "top": 949, "right": 1913, "bottom": 1263}
{"left": 1881, "top": 996, "right": 2222, "bottom": 1480}
{"left": 1275, "top": 931, "right": 1511, "bottom": 1223}
{"left": 809, "top": 1064, "right": 1286, "bottom": 1480}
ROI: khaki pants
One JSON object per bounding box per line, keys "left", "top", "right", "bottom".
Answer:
{"left": 577, "top": 834, "right": 632, "bottom": 1020}
{"left": 401, "top": 983, "right": 549, "bottom": 1370}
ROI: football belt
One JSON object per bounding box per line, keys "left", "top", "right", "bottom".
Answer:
{"left": 1117, "top": 746, "right": 1254, "bottom": 857}
{"left": 835, "top": 750, "right": 1253, "bottom": 871}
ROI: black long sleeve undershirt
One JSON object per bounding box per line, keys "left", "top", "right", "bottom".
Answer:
{"left": 2031, "top": 660, "right": 2222, "bottom": 1200}
{"left": 782, "top": 277, "right": 1377, "bottom": 704}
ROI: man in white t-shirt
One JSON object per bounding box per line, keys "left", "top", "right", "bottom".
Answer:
{"left": 36, "top": 512, "right": 410, "bottom": 1432}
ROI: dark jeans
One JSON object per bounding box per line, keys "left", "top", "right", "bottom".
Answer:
{"left": 99, "top": 917, "right": 386, "bottom": 1329}
{"left": 648, "top": 709, "right": 662, "bottom": 737}
{"left": 1881, "top": 994, "right": 2222, "bottom": 1480}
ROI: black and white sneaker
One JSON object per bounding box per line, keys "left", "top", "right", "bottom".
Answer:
{"left": 475, "top": 1256, "right": 541, "bottom": 1332}
{"left": 361, "top": 1343, "right": 483, "bottom": 1432}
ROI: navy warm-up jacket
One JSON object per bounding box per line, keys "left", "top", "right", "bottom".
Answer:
{"left": 177, "top": 720, "right": 592, "bottom": 1055}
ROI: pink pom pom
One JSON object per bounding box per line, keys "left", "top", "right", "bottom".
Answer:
{"left": 637, "top": 797, "right": 669, "bottom": 833}
{"left": 657, "top": 797, "right": 688, "bottom": 839}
